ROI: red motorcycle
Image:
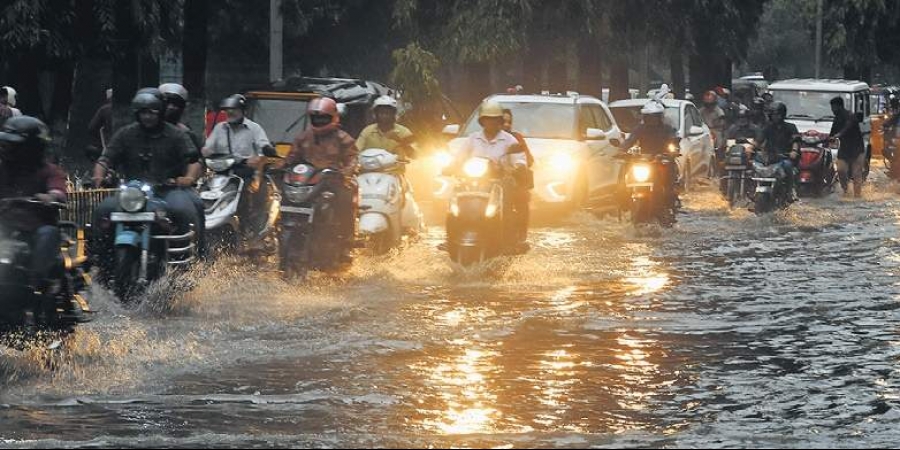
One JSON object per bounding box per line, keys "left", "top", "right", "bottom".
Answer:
{"left": 797, "top": 130, "right": 837, "bottom": 197}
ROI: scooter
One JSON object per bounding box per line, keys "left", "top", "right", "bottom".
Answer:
{"left": 797, "top": 131, "right": 837, "bottom": 197}
{"left": 620, "top": 143, "right": 679, "bottom": 227}
{"left": 357, "top": 148, "right": 425, "bottom": 254}
{"left": 199, "top": 156, "right": 280, "bottom": 255}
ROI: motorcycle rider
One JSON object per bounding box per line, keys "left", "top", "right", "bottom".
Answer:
{"left": 91, "top": 89, "right": 205, "bottom": 266}
{"left": 502, "top": 108, "right": 534, "bottom": 245}
{"left": 1, "top": 87, "right": 22, "bottom": 117}
{"left": 0, "top": 116, "right": 86, "bottom": 321}
{"left": 726, "top": 106, "right": 763, "bottom": 143}
{"left": 758, "top": 101, "right": 800, "bottom": 201}
{"left": 202, "top": 94, "right": 274, "bottom": 235}
{"left": 355, "top": 95, "right": 416, "bottom": 159}
{"left": 750, "top": 97, "right": 769, "bottom": 128}
{"left": 160, "top": 83, "right": 204, "bottom": 151}
{"left": 284, "top": 97, "right": 359, "bottom": 261}
{"left": 829, "top": 96, "right": 866, "bottom": 197}
{"left": 700, "top": 90, "right": 726, "bottom": 150}
{"left": 446, "top": 100, "right": 529, "bottom": 251}
{"left": 617, "top": 99, "right": 680, "bottom": 212}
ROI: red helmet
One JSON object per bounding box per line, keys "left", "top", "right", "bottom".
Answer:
{"left": 307, "top": 97, "right": 340, "bottom": 134}
{"left": 715, "top": 86, "right": 731, "bottom": 97}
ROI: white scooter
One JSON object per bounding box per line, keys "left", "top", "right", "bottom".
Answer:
{"left": 200, "top": 155, "right": 280, "bottom": 254}
{"left": 357, "top": 148, "right": 425, "bottom": 253}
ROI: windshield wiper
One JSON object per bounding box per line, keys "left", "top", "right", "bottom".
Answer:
{"left": 787, "top": 114, "right": 813, "bottom": 119}
{"left": 283, "top": 114, "right": 307, "bottom": 134}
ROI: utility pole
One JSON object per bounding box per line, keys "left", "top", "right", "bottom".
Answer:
{"left": 815, "top": 0, "right": 823, "bottom": 79}
{"left": 270, "top": 0, "right": 284, "bottom": 83}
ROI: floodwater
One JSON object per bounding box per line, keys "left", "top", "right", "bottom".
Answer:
{"left": 3, "top": 174, "right": 900, "bottom": 448}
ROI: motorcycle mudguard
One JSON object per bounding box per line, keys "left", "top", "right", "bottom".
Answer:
{"left": 359, "top": 212, "right": 390, "bottom": 234}
{"left": 115, "top": 230, "right": 142, "bottom": 247}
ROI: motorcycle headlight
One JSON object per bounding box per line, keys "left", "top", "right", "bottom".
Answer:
{"left": 118, "top": 186, "right": 147, "bottom": 212}
{"left": 549, "top": 153, "right": 576, "bottom": 173}
{"left": 668, "top": 143, "right": 679, "bottom": 154}
{"left": 463, "top": 158, "right": 490, "bottom": 178}
{"left": 632, "top": 164, "right": 652, "bottom": 183}
{"left": 206, "top": 158, "right": 236, "bottom": 172}
{"left": 434, "top": 151, "right": 454, "bottom": 169}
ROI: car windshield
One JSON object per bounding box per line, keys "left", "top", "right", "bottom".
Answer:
{"left": 610, "top": 105, "right": 680, "bottom": 134}
{"left": 247, "top": 99, "right": 310, "bottom": 144}
{"left": 461, "top": 102, "right": 576, "bottom": 140}
{"left": 771, "top": 90, "right": 851, "bottom": 121}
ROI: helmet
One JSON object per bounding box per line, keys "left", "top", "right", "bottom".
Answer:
{"left": 890, "top": 94, "right": 900, "bottom": 108}
{"left": 159, "top": 83, "right": 188, "bottom": 106}
{"left": 131, "top": 91, "right": 164, "bottom": 113}
{"left": 478, "top": 101, "right": 504, "bottom": 119}
{"left": 1, "top": 86, "right": 18, "bottom": 107}
{"left": 308, "top": 97, "right": 340, "bottom": 134}
{"left": 771, "top": 101, "right": 787, "bottom": 117}
{"left": 715, "top": 86, "right": 731, "bottom": 97}
{"left": 702, "top": 90, "right": 717, "bottom": 105}
{"left": 0, "top": 116, "right": 51, "bottom": 162}
{"left": 219, "top": 94, "right": 247, "bottom": 110}
{"left": 641, "top": 100, "right": 665, "bottom": 116}
{"left": 372, "top": 95, "right": 398, "bottom": 111}
{"left": 684, "top": 93, "right": 695, "bottom": 101}
{"left": 752, "top": 97, "right": 766, "bottom": 109}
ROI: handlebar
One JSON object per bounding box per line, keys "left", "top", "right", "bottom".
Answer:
{"left": 0, "top": 197, "right": 67, "bottom": 210}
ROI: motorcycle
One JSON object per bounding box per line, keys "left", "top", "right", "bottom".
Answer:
{"left": 722, "top": 138, "right": 756, "bottom": 208}
{"left": 619, "top": 143, "right": 680, "bottom": 227}
{"left": 277, "top": 162, "right": 355, "bottom": 279}
{"left": 0, "top": 198, "right": 92, "bottom": 341}
{"left": 199, "top": 156, "right": 280, "bottom": 255}
{"left": 357, "top": 148, "right": 425, "bottom": 254}
{"left": 884, "top": 122, "right": 900, "bottom": 179}
{"left": 797, "top": 131, "right": 837, "bottom": 197}
{"left": 106, "top": 181, "right": 198, "bottom": 302}
{"left": 751, "top": 153, "right": 793, "bottom": 215}
{"left": 444, "top": 156, "right": 511, "bottom": 266}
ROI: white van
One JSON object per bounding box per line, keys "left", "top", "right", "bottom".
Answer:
{"left": 768, "top": 79, "right": 871, "bottom": 153}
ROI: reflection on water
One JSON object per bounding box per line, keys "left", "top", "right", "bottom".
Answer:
{"left": 625, "top": 250, "right": 670, "bottom": 297}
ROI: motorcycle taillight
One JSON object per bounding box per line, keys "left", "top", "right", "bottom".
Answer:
{"left": 799, "top": 150, "right": 821, "bottom": 169}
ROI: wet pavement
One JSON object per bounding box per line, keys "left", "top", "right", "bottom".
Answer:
{"left": 3, "top": 175, "right": 900, "bottom": 448}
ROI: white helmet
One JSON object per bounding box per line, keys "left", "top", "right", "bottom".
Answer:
{"left": 373, "top": 95, "right": 398, "bottom": 111}
{"left": 641, "top": 100, "right": 665, "bottom": 116}
{"left": 2, "top": 86, "right": 17, "bottom": 107}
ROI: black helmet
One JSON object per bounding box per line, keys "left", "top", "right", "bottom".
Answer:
{"left": 890, "top": 94, "right": 900, "bottom": 108}
{"left": 131, "top": 90, "right": 164, "bottom": 113}
{"left": 219, "top": 94, "right": 247, "bottom": 110}
{"left": 771, "top": 101, "right": 787, "bottom": 117}
{"left": 0, "top": 115, "right": 51, "bottom": 162}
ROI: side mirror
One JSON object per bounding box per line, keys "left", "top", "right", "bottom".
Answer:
{"left": 442, "top": 124, "right": 460, "bottom": 136}
{"left": 585, "top": 128, "right": 607, "bottom": 140}
{"left": 689, "top": 125, "right": 704, "bottom": 136}
{"left": 262, "top": 145, "right": 279, "bottom": 158}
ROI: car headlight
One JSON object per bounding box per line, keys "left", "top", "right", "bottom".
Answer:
{"left": 118, "top": 186, "right": 147, "bottom": 212}
{"left": 549, "top": 153, "right": 576, "bottom": 173}
{"left": 463, "top": 157, "right": 489, "bottom": 178}
{"left": 434, "top": 151, "right": 453, "bottom": 169}
{"left": 632, "top": 164, "right": 652, "bottom": 183}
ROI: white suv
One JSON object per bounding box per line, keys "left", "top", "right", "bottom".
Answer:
{"left": 436, "top": 93, "right": 626, "bottom": 211}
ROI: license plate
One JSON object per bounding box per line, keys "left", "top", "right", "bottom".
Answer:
{"left": 110, "top": 212, "right": 156, "bottom": 222}
{"left": 280, "top": 206, "right": 314, "bottom": 215}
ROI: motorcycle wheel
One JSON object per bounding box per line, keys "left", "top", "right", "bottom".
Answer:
{"left": 114, "top": 247, "right": 141, "bottom": 303}
{"left": 454, "top": 246, "right": 485, "bottom": 267}
{"left": 754, "top": 193, "right": 774, "bottom": 215}
{"left": 631, "top": 198, "right": 652, "bottom": 226}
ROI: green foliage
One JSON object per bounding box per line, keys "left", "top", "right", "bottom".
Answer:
{"left": 390, "top": 42, "right": 441, "bottom": 103}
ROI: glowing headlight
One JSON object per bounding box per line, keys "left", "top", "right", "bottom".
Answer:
{"left": 118, "top": 186, "right": 147, "bottom": 212}
{"left": 668, "top": 143, "right": 678, "bottom": 154}
{"left": 434, "top": 151, "right": 453, "bottom": 169}
{"left": 463, "top": 158, "right": 489, "bottom": 178}
{"left": 549, "top": 153, "right": 576, "bottom": 173}
{"left": 632, "top": 164, "right": 652, "bottom": 183}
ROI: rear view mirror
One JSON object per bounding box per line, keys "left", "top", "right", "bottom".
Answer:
{"left": 262, "top": 145, "right": 279, "bottom": 158}
{"left": 585, "top": 128, "right": 607, "bottom": 140}
{"left": 442, "top": 124, "right": 460, "bottom": 136}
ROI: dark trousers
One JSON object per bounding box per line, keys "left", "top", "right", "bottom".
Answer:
{"left": 30, "top": 225, "right": 61, "bottom": 287}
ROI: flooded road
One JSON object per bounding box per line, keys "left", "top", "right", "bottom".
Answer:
{"left": 3, "top": 176, "right": 900, "bottom": 448}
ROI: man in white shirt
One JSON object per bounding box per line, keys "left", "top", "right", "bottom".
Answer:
{"left": 448, "top": 100, "right": 530, "bottom": 250}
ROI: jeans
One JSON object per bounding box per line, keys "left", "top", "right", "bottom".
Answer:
{"left": 30, "top": 225, "right": 61, "bottom": 287}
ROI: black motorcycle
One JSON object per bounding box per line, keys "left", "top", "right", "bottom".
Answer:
{"left": 619, "top": 143, "right": 680, "bottom": 227}
{"left": 0, "top": 198, "right": 92, "bottom": 342}
{"left": 751, "top": 153, "right": 793, "bottom": 215}
{"left": 277, "top": 162, "right": 355, "bottom": 279}
{"left": 722, "top": 138, "right": 756, "bottom": 208}
{"left": 444, "top": 156, "right": 514, "bottom": 266}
